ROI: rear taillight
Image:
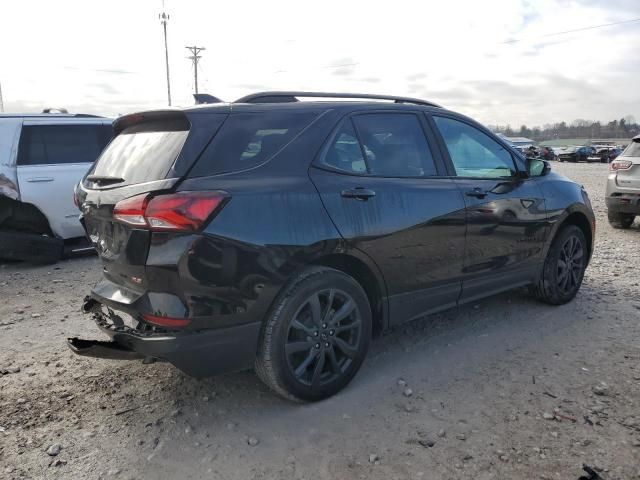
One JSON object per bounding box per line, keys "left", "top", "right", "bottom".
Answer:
{"left": 610, "top": 160, "right": 632, "bottom": 171}
{"left": 113, "top": 193, "right": 148, "bottom": 227}
{"left": 113, "top": 191, "right": 227, "bottom": 232}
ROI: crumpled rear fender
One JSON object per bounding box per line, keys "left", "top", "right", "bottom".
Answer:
{"left": 0, "top": 173, "right": 19, "bottom": 200}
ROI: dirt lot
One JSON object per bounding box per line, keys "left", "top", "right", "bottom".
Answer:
{"left": 1, "top": 162, "right": 639, "bottom": 480}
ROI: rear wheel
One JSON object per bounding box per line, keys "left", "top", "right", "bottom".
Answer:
{"left": 255, "top": 267, "right": 371, "bottom": 402}
{"left": 532, "top": 225, "right": 587, "bottom": 305}
{"left": 608, "top": 211, "right": 635, "bottom": 229}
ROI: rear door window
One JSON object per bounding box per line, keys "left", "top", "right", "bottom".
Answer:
{"left": 322, "top": 113, "right": 437, "bottom": 177}
{"left": 352, "top": 113, "right": 437, "bottom": 177}
{"left": 189, "top": 111, "right": 319, "bottom": 177}
{"left": 433, "top": 116, "right": 516, "bottom": 178}
{"left": 17, "top": 124, "right": 112, "bottom": 166}
{"left": 323, "top": 120, "right": 367, "bottom": 174}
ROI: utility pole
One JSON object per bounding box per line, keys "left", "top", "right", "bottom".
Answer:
{"left": 159, "top": 2, "right": 171, "bottom": 106}
{"left": 185, "top": 46, "right": 205, "bottom": 94}
{"left": 0, "top": 81, "right": 4, "bottom": 113}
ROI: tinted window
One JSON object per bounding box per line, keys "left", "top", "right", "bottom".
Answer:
{"left": 17, "top": 124, "right": 112, "bottom": 166}
{"left": 352, "top": 114, "right": 437, "bottom": 177}
{"left": 323, "top": 120, "right": 367, "bottom": 174}
{"left": 190, "top": 111, "right": 319, "bottom": 177}
{"left": 90, "top": 120, "right": 189, "bottom": 186}
{"left": 433, "top": 116, "right": 516, "bottom": 178}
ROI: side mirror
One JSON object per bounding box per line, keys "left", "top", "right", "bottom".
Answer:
{"left": 526, "top": 158, "right": 551, "bottom": 177}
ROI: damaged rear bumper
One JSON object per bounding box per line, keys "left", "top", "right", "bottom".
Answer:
{"left": 68, "top": 298, "right": 262, "bottom": 378}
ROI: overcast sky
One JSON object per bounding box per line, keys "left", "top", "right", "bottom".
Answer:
{"left": 1, "top": 0, "right": 638, "bottom": 126}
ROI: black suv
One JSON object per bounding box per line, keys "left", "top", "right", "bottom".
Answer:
{"left": 70, "top": 92, "right": 595, "bottom": 401}
{"left": 557, "top": 146, "right": 596, "bottom": 162}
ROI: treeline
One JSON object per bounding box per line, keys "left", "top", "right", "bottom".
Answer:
{"left": 490, "top": 115, "right": 639, "bottom": 142}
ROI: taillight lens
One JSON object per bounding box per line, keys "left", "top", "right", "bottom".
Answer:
{"left": 146, "top": 192, "right": 225, "bottom": 231}
{"left": 113, "top": 193, "right": 148, "bottom": 227}
{"left": 113, "top": 191, "right": 227, "bottom": 231}
{"left": 610, "top": 160, "right": 632, "bottom": 171}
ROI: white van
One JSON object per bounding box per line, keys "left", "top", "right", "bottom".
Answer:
{"left": 0, "top": 113, "right": 112, "bottom": 262}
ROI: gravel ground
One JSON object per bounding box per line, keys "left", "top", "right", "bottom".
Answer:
{"left": 1, "top": 162, "right": 639, "bottom": 480}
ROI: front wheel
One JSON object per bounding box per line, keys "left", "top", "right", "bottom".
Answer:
{"left": 532, "top": 225, "right": 588, "bottom": 305}
{"left": 255, "top": 267, "right": 372, "bottom": 402}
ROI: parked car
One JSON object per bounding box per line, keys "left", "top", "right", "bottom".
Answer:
{"left": 0, "top": 113, "right": 112, "bottom": 262}
{"left": 557, "top": 146, "right": 596, "bottom": 162}
{"left": 605, "top": 135, "right": 640, "bottom": 228}
{"left": 538, "top": 146, "right": 556, "bottom": 161}
{"left": 69, "top": 91, "right": 595, "bottom": 401}
{"left": 588, "top": 147, "right": 622, "bottom": 163}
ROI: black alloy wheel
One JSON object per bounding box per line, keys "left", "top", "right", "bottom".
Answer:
{"left": 556, "top": 234, "right": 584, "bottom": 296}
{"left": 255, "top": 267, "right": 371, "bottom": 402}
{"left": 285, "top": 289, "right": 361, "bottom": 388}
{"left": 532, "top": 225, "right": 588, "bottom": 305}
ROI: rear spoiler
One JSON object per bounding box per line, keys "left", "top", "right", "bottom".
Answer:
{"left": 193, "top": 94, "right": 223, "bottom": 105}
{"left": 113, "top": 110, "right": 190, "bottom": 135}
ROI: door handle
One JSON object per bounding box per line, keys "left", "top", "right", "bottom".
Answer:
{"left": 341, "top": 188, "right": 376, "bottom": 201}
{"left": 26, "top": 177, "right": 54, "bottom": 183}
{"left": 465, "top": 188, "right": 487, "bottom": 199}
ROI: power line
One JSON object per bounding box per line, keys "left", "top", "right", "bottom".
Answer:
{"left": 185, "top": 46, "right": 206, "bottom": 94}
{"left": 501, "top": 17, "right": 640, "bottom": 44}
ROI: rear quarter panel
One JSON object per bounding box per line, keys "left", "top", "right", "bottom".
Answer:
{"left": 0, "top": 119, "right": 21, "bottom": 199}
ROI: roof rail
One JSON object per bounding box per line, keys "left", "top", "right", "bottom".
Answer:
{"left": 234, "top": 91, "right": 442, "bottom": 108}
{"left": 42, "top": 107, "right": 69, "bottom": 114}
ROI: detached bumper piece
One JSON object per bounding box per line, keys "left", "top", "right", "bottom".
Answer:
{"left": 68, "top": 296, "right": 262, "bottom": 378}
{"left": 67, "top": 337, "right": 144, "bottom": 360}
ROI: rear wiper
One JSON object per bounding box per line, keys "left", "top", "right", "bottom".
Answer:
{"left": 86, "top": 175, "right": 125, "bottom": 186}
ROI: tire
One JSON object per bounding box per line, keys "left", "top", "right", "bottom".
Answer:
{"left": 607, "top": 211, "right": 635, "bottom": 229}
{"left": 255, "top": 266, "right": 372, "bottom": 402}
{"left": 532, "top": 225, "right": 587, "bottom": 305}
{"left": 0, "top": 229, "right": 63, "bottom": 264}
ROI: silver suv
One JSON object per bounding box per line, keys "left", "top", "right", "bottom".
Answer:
{"left": 606, "top": 135, "right": 640, "bottom": 228}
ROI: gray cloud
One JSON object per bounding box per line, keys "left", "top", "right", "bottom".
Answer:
{"left": 87, "top": 83, "right": 120, "bottom": 95}
{"left": 406, "top": 72, "right": 428, "bottom": 81}
{"left": 331, "top": 67, "right": 355, "bottom": 76}
{"left": 326, "top": 57, "right": 357, "bottom": 68}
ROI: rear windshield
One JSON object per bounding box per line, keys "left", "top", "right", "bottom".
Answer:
{"left": 189, "top": 111, "right": 319, "bottom": 177}
{"left": 621, "top": 139, "right": 640, "bottom": 157}
{"left": 90, "top": 120, "right": 188, "bottom": 185}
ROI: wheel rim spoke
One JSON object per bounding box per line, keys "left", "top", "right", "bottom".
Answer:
{"left": 308, "top": 293, "right": 323, "bottom": 328}
{"left": 290, "top": 319, "right": 314, "bottom": 335}
{"left": 333, "top": 336, "right": 357, "bottom": 359}
{"left": 334, "top": 319, "right": 361, "bottom": 335}
{"left": 311, "top": 350, "right": 326, "bottom": 387}
{"left": 330, "top": 299, "right": 355, "bottom": 325}
{"left": 322, "top": 289, "right": 335, "bottom": 323}
{"left": 327, "top": 346, "right": 341, "bottom": 374}
{"left": 294, "top": 349, "right": 319, "bottom": 378}
{"left": 286, "top": 341, "right": 313, "bottom": 356}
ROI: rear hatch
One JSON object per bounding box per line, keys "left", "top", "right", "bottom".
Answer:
{"left": 614, "top": 138, "right": 640, "bottom": 191}
{"left": 77, "top": 110, "right": 228, "bottom": 306}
